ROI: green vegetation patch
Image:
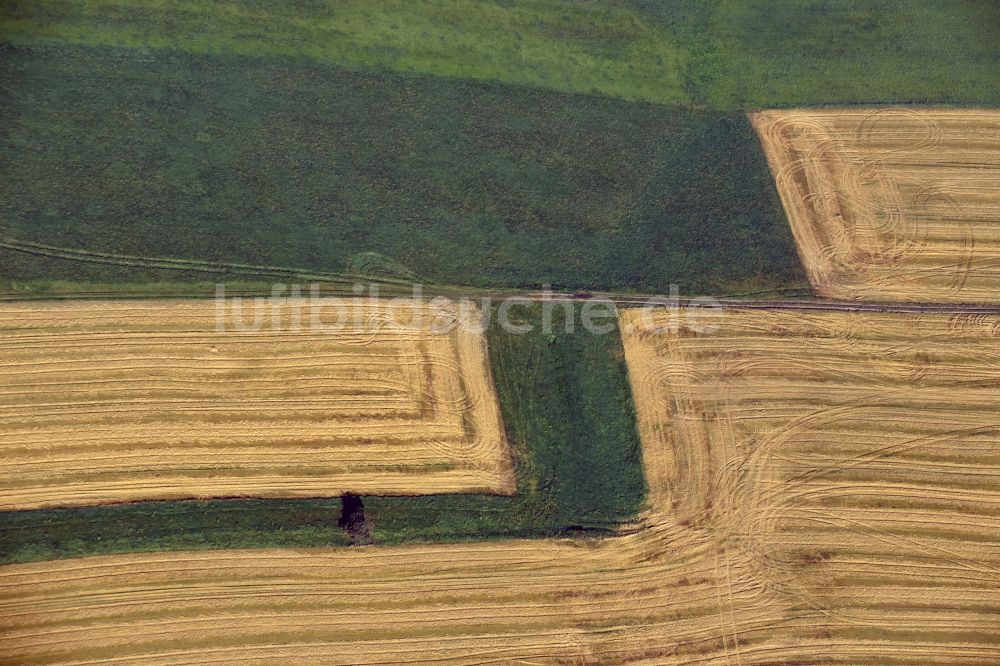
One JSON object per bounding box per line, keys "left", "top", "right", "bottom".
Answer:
{"left": 1, "top": 0, "right": 691, "bottom": 104}
{"left": 3, "top": 0, "right": 998, "bottom": 109}
{"left": 366, "top": 302, "right": 647, "bottom": 542}
{"left": 0, "top": 500, "right": 352, "bottom": 564}
{"left": 636, "top": 0, "right": 1000, "bottom": 109}
{"left": 0, "top": 42, "right": 803, "bottom": 295}
{"left": 0, "top": 304, "right": 647, "bottom": 563}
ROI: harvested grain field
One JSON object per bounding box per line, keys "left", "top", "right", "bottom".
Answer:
{"left": 751, "top": 108, "right": 1000, "bottom": 303}
{"left": 0, "top": 298, "right": 513, "bottom": 510}
{"left": 2, "top": 307, "right": 997, "bottom": 664}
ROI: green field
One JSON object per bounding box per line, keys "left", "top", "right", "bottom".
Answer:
{"left": 0, "top": 304, "right": 646, "bottom": 563}
{"left": 3, "top": 0, "right": 997, "bottom": 110}
{"left": 0, "top": 42, "right": 803, "bottom": 295}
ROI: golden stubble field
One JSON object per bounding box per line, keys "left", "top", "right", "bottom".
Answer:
{"left": 0, "top": 298, "right": 513, "bottom": 510}
{"left": 2, "top": 307, "right": 997, "bottom": 664}
{"left": 751, "top": 108, "right": 1000, "bottom": 303}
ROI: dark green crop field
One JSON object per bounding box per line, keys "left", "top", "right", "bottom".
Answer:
{"left": 0, "top": 43, "right": 803, "bottom": 295}
{"left": 3, "top": 1, "right": 995, "bottom": 296}
{"left": 0, "top": 304, "right": 646, "bottom": 563}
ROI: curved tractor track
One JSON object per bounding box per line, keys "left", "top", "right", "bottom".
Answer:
{"left": 1, "top": 307, "right": 998, "bottom": 664}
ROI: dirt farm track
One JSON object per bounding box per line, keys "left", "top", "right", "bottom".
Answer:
{"left": 1, "top": 307, "right": 997, "bottom": 664}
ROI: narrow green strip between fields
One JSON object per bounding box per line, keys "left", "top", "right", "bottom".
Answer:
{"left": 0, "top": 304, "right": 646, "bottom": 564}
{"left": 365, "top": 302, "right": 647, "bottom": 543}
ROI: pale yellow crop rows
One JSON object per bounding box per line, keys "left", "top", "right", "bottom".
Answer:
{"left": 622, "top": 307, "right": 1000, "bottom": 663}
{"left": 752, "top": 108, "right": 1000, "bottom": 303}
{"left": 0, "top": 298, "right": 513, "bottom": 509}
{"left": 1, "top": 308, "right": 996, "bottom": 663}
